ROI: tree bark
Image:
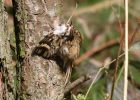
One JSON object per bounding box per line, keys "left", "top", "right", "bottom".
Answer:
{"left": 12, "top": 0, "right": 66, "bottom": 99}
{"left": 0, "top": 0, "right": 15, "bottom": 99}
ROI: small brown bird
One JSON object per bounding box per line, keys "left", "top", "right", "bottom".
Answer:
{"left": 58, "top": 25, "right": 82, "bottom": 85}
{"left": 32, "top": 24, "right": 82, "bottom": 85}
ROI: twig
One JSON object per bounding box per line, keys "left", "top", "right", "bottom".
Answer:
{"left": 84, "top": 52, "right": 125, "bottom": 100}
{"left": 109, "top": 3, "right": 124, "bottom": 100}
{"left": 64, "top": 75, "right": 90, "bottom": 94}
{"left": 110, "top": 47, "right": 122, "bottom": 100}
{"left": 128, "top": 26, "right": 139, "bottom": 46}
{"left": 124, "top": 0, "right": 128, "bottom": 100}
{"left": 75, "top": 39, "right": 119, "bottom": 65}
{"left": 115, "top": 65, "right": 124, "bottom": 87}
{"left": 84, "top": 67, "right": 104, "bottom": 100}
{"left": 73, "top": 0, "right": 123, "bottom": 17}
{"left": 109, "top": 5, "right": 138, "bottom": 99}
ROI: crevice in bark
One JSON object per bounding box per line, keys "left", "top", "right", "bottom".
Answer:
{"left": 0, "top": 0, "right": 15, "bottom": 99}
{"left": 12, "top": 0, "right": 67, "bottom": 99}
{"left": 12, "top": 0, "right": 24, "bottom": 98}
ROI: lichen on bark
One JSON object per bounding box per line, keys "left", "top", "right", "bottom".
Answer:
{"left": 12, "top": 0, "right": 67, "bottom": 99}
{"left": 0, "top": 0, "right": 15, "bottom": 99}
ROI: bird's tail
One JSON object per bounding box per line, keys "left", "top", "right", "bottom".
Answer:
{"left": 64, "top": 65, "right": 72, "bottom": 86}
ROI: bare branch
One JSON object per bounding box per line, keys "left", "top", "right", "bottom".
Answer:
{"left": 64, "top": 75, "right": 90, "bottom": 94}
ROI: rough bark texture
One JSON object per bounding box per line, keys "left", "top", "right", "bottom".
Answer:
{"left": 0, "top": 0, "right": 15, "bottom": 99}
{"left": 12, "top": 0, "right": 66, "bottom": 99}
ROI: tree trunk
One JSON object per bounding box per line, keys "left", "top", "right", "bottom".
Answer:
{"left": 12, "top": 0, "right": 66, "bottom": 99}
{"left": 0, "top": 0, "right": 15, "bottom": 99}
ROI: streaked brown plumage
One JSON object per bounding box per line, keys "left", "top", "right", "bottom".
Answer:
{"left": 58, "top": 27, "right": 81, "bottom": 67}
{"left": 32, "top": 32, "right": 63, "bottom": 59}
{"left": 58, "top": 26, "right": 82, "bottom": 85}
{"left": 32, "top": 24, "right": 82, "bottom": 85}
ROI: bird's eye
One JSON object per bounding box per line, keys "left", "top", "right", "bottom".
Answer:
{"left": 67, "top": 35, "right": 74, "bottom": 41}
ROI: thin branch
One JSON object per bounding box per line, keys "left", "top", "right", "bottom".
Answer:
{"left": 64, "top": 75, "right": 90, "bottom": 94}
{"left": 75, "top": 39, "right": 119, "bottom": 65}
{"left": 128, "top": 26, "right": 139, "bottom": 46}
{"left": 84, "top": 52, "right": 125, "bottom": 100}
{"left": 110, "top": 3, "right": 124, "bottom": 99}
{"left": 84, "top": 67, "right": 104, "bottom": 100}
{"left": 124, "top": 0, "right": 128, "bottom": 100}
{"left": 73, "top": 0, "right": 123, "bottom": 17}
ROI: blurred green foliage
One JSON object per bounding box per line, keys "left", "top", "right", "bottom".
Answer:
{"left": 69, "top": 0, "right": 140, "bottom": 100}
{"left": 6, "top": 0, "right": 140, "bottom": 99}
{"left": 86, "top": 79, "right": 105, "bottom": 100}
